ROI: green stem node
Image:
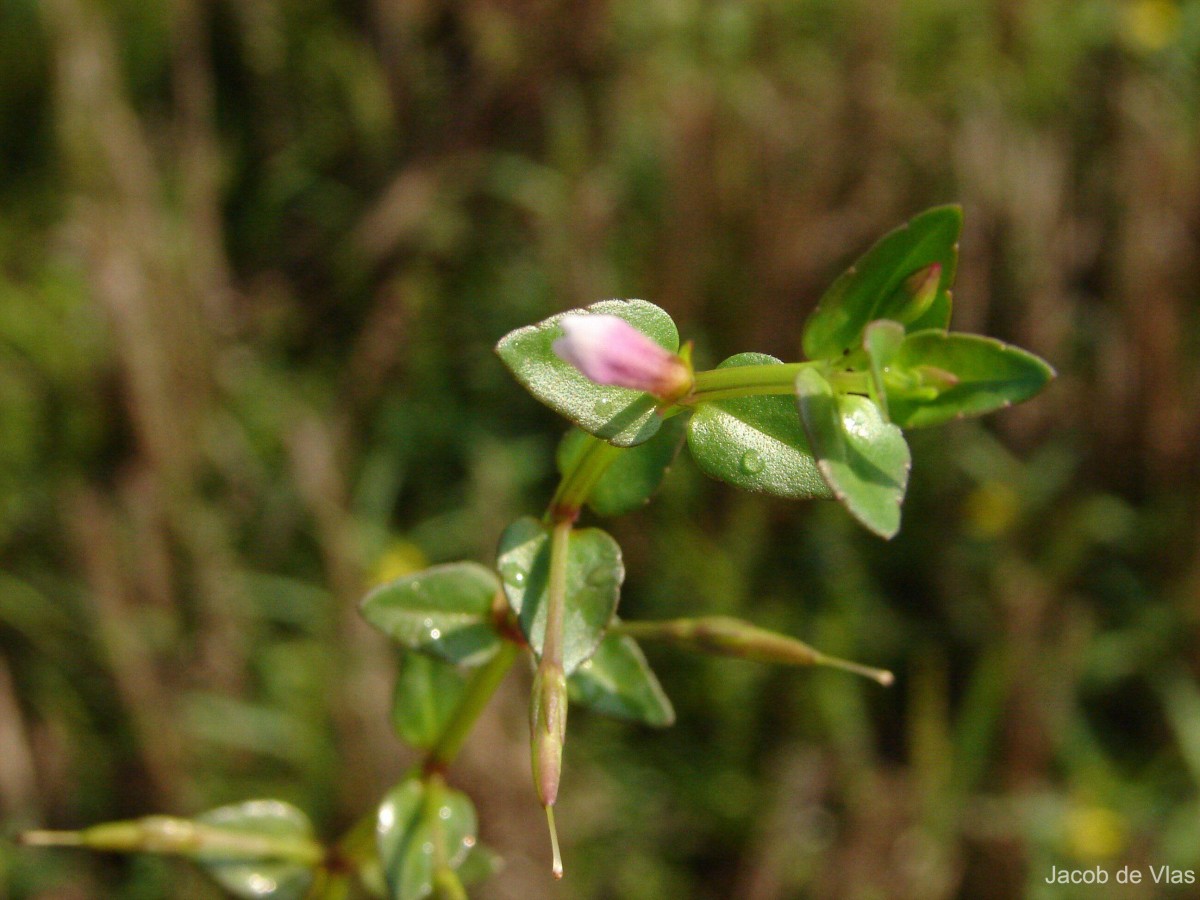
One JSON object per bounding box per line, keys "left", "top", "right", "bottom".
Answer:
{"left": 549, "top": 436, "right": 622, "bottom": 520}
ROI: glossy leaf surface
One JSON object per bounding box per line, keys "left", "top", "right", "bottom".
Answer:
{"left": 391, "top": 653, "right": 468, "bottom": 749}
{"left": 863, "top": 319, "right": 906, "bottom": 419}
{"left": 195, "top": 801, "right": 317, "bottom": 900}
{"left": 568, "top": 632, "right": 675, "bottom": 726}
{"left": 496, "top": 517, "right": 622, "bottom": 675}
{"left": 887, "top": 330, "right": 1056, "bottom": 428}
{"left": 495, "top": 299, "right": 679, "bottom": 446}
{"left": 687, "top": 353, "right": 832, "bottom": 500}
{"left": 377, "top": 779, "right": 477, "bottom": 900}
{"left": 360, "top": 563, "right": 501, "bottom": 667}
{"left": 795, "top": 369, "right": 911, "bottom": 539}
{"left": 802, "top": 206, "right": 961, "bottom": 359}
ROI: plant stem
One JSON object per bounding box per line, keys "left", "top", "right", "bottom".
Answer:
{"left": 541, "top": 519, "right": 572, "bottom": 671}
{"left": 531, "top": 518, "right": 570, "bottom": 810}
{"left": 424, "top": 641, "right": 520, "bottom": 775}
{"left": 334, "top": 431, "right": 626, "bottom": 889}
{"left": 549, "top": 435, "right": 622, "bottom": 519}
{"left": 534, "top": 453, "right": 599, "bottom": 882}
{"left": 687, "top": 362, "right": 869, "bottom": 404}
{"left": 331, "top": 642, "right": 519, "bottom": 873}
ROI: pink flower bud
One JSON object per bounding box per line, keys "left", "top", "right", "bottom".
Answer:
{"left": 552, "top": 314, "right": 692, "bottom": 400}
{"left": 895, "top": 262, "right": 942, "bottom": 323}
{"left": 530, "top": 663, "right": 566, "bottom": 808}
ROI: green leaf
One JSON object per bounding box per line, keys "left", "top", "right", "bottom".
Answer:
{"left": 431, "top": 868, "right": 467, "bottom": 899}
{"left": 795, "top": 369, "right": 911, "bottom": 539}
{"left": 686, "top": 353, "right": 832, "bottom": 500}
{"left": 556, "top": 414, "right": 688, "bottom": 517}
{"left": 391, "top": 654, "right": 468, "bottom": 749}
{"left": 194, "top": 801, "right": 317, "bottom": 900}
{"left": 863, "top": 319, "right": 905, "bottom": 419}
{"left": 802, "top": 206, "right": 962, "bottom": 359}
{"left": 360, "top": 563, "right": 501, "bottom": 667}
{"left": 568, "top": 632, "right": 675, "bottom": 726}
{"left": 456, "top": 844, "right": 504, "bottom": 886}
{"left": 495, "top": 299, "right": 679, "bottom": 447}
{"left": 377, "top": 778, "right": 477, "bottom": 900}
{"left": 496, "top": 517, "right": 622, "bottom": 675}
{"left": 887, "top": 330, "right": 1056, "bottom": 428}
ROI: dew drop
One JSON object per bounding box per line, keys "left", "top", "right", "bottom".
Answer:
{"left": 422, "top": 841, "right": 434, "bottom": 855}
{"left": 585, "top": 567, "right": 613, "bottom": 588}
{"left": 463, "top": 835, "right": 476, "bottom": 848}
{"left": 439, "top": 806, "right": 452, "bottom": 820}
{"left": 739, "top": 449, "right": 765, "bottom": 475}
{"left": 379, "top": 805, "right": 396, "bottom": 830}
{"left": 428, "top": 628, "right": 441, "bottom": 640}
{"left": 247, "top": 874, "right": 277, "bottom": 896}
{"left": 594, "top": 397, "right": 617, "bottom": 417}
{"left": 500, "top": 562, "right": 526, "bottom": 586}
{"left": 422, "top": 617, "right": 434, "bottom": 628}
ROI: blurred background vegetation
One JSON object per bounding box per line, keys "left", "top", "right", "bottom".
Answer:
{"left": 1, "top": 0, "right": 1199, "bottom": 897}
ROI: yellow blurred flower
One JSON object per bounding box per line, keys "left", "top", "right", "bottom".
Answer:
{"left": 1065, "top": 804, "right": 1126, "bottom": 861}
{"left": 1123, "top": 0, "right": 1181, "bottom": 53}
{"left": 963, "top": 482, "right": 1021, "bottom": 539}
{"left": 370, "top": 539, "right": 429, "bottom": 586}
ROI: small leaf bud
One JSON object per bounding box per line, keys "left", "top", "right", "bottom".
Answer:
{"left": 890, "top": 262, "right": 942, "bottom": 324}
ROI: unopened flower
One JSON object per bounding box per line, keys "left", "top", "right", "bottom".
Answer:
{"left": 894, "top": 262, "right": 942, "bottom": 324}
{"left": 552, "top": 314, "right": 692, "bottom": 400}
{"left": 530, "top": 662, "right": 567, "bottom": 809}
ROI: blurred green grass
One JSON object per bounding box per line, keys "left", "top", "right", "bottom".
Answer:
{"left": 2, "top": 0, "right": 1200, "bottom": 897}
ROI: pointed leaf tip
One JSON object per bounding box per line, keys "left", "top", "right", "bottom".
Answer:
{"left": 886, "top": 330, "right": 1056, "bottom": 428}
{"left": 802, "top": 205, "right": 962, "bottom": 359}
{"left": 568, "top": 632, "right": 675, "bottom": 726}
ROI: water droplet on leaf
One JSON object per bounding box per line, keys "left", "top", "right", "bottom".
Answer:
{"left": 585, "top": 567, "right": 613, "bottom": 588}
{"left": 500, "top": 562, "right": 526, "bottom": 586}
{"left": 246, "top": 874, "right": 277, "bottom": 896}
{"left": 594, "top": 397, "right": 617, "bottom": 417}
{"left": 739, "top": 449, "right": 765, "bottom": 474}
